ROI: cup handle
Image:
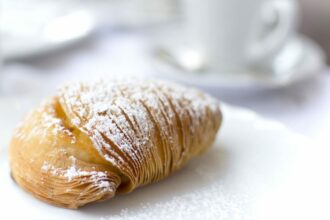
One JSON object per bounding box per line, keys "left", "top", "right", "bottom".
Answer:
{"left": 247, "top": 0, "right": 298, "bottom": 64}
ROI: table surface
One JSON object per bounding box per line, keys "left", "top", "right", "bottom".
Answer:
{"left": 2, "top": 31, "right": 329, "bottom": 146}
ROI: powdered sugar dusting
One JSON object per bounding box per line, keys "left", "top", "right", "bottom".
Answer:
{"left": 98, "top": 182, "right": 247, "bottom": 220}
{"left": 57, "top": 79, "right": 220, "bottom": 187}
{"left": 41, "top": 161, "right": 51, "bottom": 172}
{"left": 13, "top": 99, "right": 77, "bottom": 145}
{"left": 40, "top": 156, "right": 114, "bottom": 192}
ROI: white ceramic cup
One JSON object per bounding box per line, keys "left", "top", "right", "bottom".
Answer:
{"left": 181, "top": 0, "right": 298, "bottom": 71}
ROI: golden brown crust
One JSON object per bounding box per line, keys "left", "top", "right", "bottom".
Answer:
{"left": 9, "top": 79, "right": 222, "bottom": 209}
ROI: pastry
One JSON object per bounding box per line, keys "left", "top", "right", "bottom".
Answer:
{"left": 9, "top": 79, "right": 222, "bottom": 209}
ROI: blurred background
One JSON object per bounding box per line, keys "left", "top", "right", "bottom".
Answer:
{"left": 300, "top": 0, "right": 330, "bottom": 64}
{"left": 0, "top": 0, "right": 330, "bottom": 142}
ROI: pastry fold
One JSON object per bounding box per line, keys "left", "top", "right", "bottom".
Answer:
{"left": 10, "top": 79, "right": 221, "bottom": 209}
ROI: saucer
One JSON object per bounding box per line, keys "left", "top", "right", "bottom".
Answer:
{"left": 152, "top": 35, "right": 326, "bottom": 89}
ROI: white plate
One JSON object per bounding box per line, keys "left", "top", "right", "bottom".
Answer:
{"left": 1, "top": 0, "right": 176, "bottom": 60}
{"left": 1, "top": 9, "right": 95, "bottom": 61}
{"left": 153, "top": 35, "right": 326, "bottom": 89}
{"left": 1, "top": 100, "right": 330, "bottom": 219}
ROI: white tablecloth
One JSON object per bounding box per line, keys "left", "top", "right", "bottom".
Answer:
{"left": 2, "top": 31, "right": 329, "bottom": 145}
